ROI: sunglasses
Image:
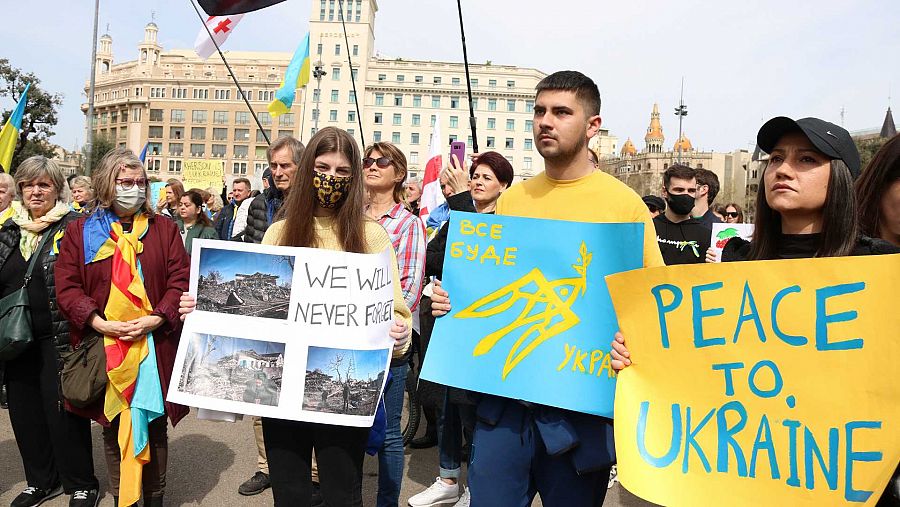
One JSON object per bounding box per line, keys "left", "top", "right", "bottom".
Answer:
{"left": 363, "top": 157, "right": 393, "bottom": 168}
{"left": 116, "top": 178, "right": 148, "bottom": 190}
{"left": 725, "top": 212, "right": 740, "bottom": 218}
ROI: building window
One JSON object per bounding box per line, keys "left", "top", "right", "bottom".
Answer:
{"left": 374, "top": 112, "right": 383, "bottom": 124}
{"left": 411, "top": 133, "right": 420, "bottom": 145}
{"left": 415, "top": 75, "right": 423, "bottom": 83}
{"left": 486, "top": 136, "right": 495, "bottom": 148}
{"left": 191, "top": 127, "right": 206, "bottom": 140}
{"left": 132, "top": 108, "right": 142, "bottom": 121}
{"left": 256, "top": 130, "right": 271, "bottom": 143}
{"left": 433, "top": 76, "right": 441, "bottom": 85}
{"left": 525, "top": 100, "right": 534, "bottom": 113}
{"left": 373, "top": 131, "right": 382, "bottom": 142}
{"left": 169, "top": 126, "right": 184, "bottom": 139}
{"left": 150, "top": 87, "right": 165, "bottom": 98}
{"left": 211, "top": 144, "right": 227, "bottom": 158}
{"left": 192, "top": 88, "right": 209, "bottom": 99}
{"left": 332, "top": 67, "right": 341, "bottom": 80}
{"left": 168, "top": 159, "right": 182, "bottom": 173}
{"left": 212, "top": 128, "right": 227, "bottom": 141}
{"left": 430, "top": 115, "right": 437, "bottom": 127}
{"left": 148, "top": 142, "right": 162, "bottom": 156}
{"left": 375, "top": 93, "right": 384, "bottom": 106}
{"left": 412, "top": 114, "right": 421, "bottom": 127}
{"left": 280, "top": 113, "right": 295, "bottom": 126}
{"left": 450, "top": 116, "right": 458, "bottom": 128}
{"left": 349, "top": 91, "right": 356, "bottom": 104}
{"left": 487, "top": 118, "right": 496, "bottom": 129}
{"left": 488, "top": 99, "right": 497, "bottom": 111}
{"left": 452, "top": 77, "right": 460, "bottom": 86}
{"left": 378, "top": 74, "right": 386, "bottom": 82}
{"left": 317, "top": 43, "right": 323, "bottom": 55}
{"left": 173, "top": 88, "right": 187, "bottom": 99}
{"left": 489, "top": 79, "right": 497, "bottom": 88}
{"left": 449, "top": 134, "right": 457, "bottom": 142}
{"left": 396, "top": 74, "right": 405, "bottom": 82}
{"left": 172, "top": 109, "right": 186, "bottom": 123}
{"left": 234, "top": 145, "right": 248, "bottom": 159}
{"left": 392, "top": 132, "right": 401, "bottom": 144}
{"left": 329, "top": 110, "right": 338, "bottom": 122}
{"left": 507, "top": 80, "right": 515, "bottom": 88}
{"left": 392, "top": 113, "right": 402, "bottom": 126}
{"left": 192, "top": 110, "right": 208, "bottom": 123}
{"left": 450, "top": 97, "right": 460, "bottom": 109}
{"left": 214, "top": 89, "right": 230, "bottom": 100}
{"left": 505, "top": 138, "right": 514, "bottom": 149}
{"left": 258, "top": 112, "right": 272, "bottom": 126}
{"left": 258, "top": 90, "right": 274, "bottom": 102}
{"left": 331, "top": 90, "right": 339, "bottom": 103}
{"left": 394, "top": 94, "right": 403, "bottom": 107}
{"left": 148, "top": 126, "right": 163, "bottom": 139}
{"left": 432, "top": 96, "right": 441, "bottom": 108}
{"left": 470, "top": 98, "right": 478, "bottom": 110}
{"left": 232, "top": 162, "right": 248, "bottom": 174}
{"left": 190, "top": 143, "right": 205, "bottom": 157}
{"left": 347, "top": 110, "right": 356, "bottom": 122}
{"left": 214, "top": 111, "right": 228, "bottom": 124}
{"left": 312, "top": 89, "right": 320, "bottom": 102}
{"left": 146, "top": 159, "right": 161, "bottom": 172}
{"left": 135, "top": 87, "right": 143, "bottom": 97}
{"left": 235, "top": 111, "right": 249, "bottom": 125}
{"left": 278, "top": 130, "right": 292, "bottom": 138}
{"left": 311, "top": 109, "right": 319, "bottom": 120}
{"left": 506, "top": 119, "right": 515, "bottom": 131}
{"left": 169, "top": 143, "right": 183, "bottom": 156}
{"left": 524, "top": 157, "right": 532, "bottom": 170}
{"left": 352, "top": 68, "right": 358, "bottom": 80}
{"left": 148, "top": 109, "right": 162, "bottom": 122}
{"left": 334, "top": 44, "right": 341, "bottom": 56}
{"left": 524, "top": 138, "right": 533, "bottom": 151}
{"left": 507, "top": 100, "right": 516, "bottom": 112}
{"left": 234, "top": 128, "right": 249, "bottom": 141}
{"left": 352, "top": 45, "right": 359, "bottom": 56}
{"left": 525, "top": 120, "right": 533, "bottom": 132}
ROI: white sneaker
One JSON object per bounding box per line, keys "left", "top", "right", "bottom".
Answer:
{"left": 408, "top": 477, "right": 460, "bottom": 507}
{"left": 452, "top": 486, "right": 470, "bottom": 507}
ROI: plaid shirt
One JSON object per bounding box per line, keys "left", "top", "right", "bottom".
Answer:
{"left": 376, "top": 202, "right": 426, "bottom": 312}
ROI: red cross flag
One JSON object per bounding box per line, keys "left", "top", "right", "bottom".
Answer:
{"left": 194, "top": 15, "right": 244, "bottom": 60}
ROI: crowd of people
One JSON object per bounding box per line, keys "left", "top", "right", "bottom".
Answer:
{"left": 0, "top": 69, "right": 898, "bottom": 507}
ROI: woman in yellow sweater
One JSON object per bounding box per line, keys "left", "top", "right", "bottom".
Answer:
{"left": 180, "top": 127, "right": 411, "bottom": 507}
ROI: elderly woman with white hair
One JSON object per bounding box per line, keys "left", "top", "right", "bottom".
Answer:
{"left": 69, "top": 175, "right": 95, "bottom": 213}
{"left": 0, "top": 156, "right": 100, "bottom": 507}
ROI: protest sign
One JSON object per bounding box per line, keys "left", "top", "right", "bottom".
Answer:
{"left": 150, "top": 181, "right": 167, "bottom": 208}
{"left": 182, "top": 159, "right": 224, "bottom": 191}
{"left": 709, "top": 223, "right": 754, "bottom": 262}
{"left": 605, "top": 255, "right": 900, "bottom": 506}
{"left": 421, "top": 212, "right": 644, "bottom": 417}
{"left": 167, "top": 240, "right": 396, "bottom": 427}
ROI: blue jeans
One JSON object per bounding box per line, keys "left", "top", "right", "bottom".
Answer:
{"left": 376, "top": 364, "right": 408, "bottom": 507}
{"left": 438, "top": 393, "right": 476, "bottom": 480}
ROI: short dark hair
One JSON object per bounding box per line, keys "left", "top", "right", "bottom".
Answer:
{"left": 470, "top": 151, "right": 514, "bottom": 188}
{"left": 233, "top": 177, "right": 251, "bottom": 189}
{"left": 695, "top": 168, "right": 720, "bottom": 204}
{"left": 535, "top": 71, "right": 601, "bottom": 117}
{"left": 662, "top": 164, "right": 696, "bottom": 191}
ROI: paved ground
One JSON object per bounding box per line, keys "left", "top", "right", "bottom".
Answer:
{"left": 0, "top": 410, "right": 654, "bottom": 506}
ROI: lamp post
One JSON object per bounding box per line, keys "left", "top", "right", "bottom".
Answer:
{"left": 674, "top": 78, "right": 687, "bottom": 164}
{"left": 312, "top": 61, "right": 326, "bottom": 132}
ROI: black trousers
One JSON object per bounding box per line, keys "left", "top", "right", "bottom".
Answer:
{"left": 261, "top": 417, "right": 368, "bottom": 507}
{"left": 4, "top": 337, "right": 99, "bottom": 493}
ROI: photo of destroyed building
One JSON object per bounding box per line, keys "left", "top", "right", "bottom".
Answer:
{"left": 178, "top": 333, "right": 286, "bottom": 407}
{"left": 302, "top": 346, "right": 390, "bottom": 417}
{"left": 196, "top": 247, "right": 294, "bottom": 320}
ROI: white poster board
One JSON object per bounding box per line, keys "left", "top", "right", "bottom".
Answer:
{"left": 708, "top": 223, "right": 755, "bottom": 262}
{"left": 167, "top": 239, "right": 396, "bottom": 427}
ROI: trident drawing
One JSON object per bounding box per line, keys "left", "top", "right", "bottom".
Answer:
{"left": 454, "top": 242, "right": 593, "bottom": 380}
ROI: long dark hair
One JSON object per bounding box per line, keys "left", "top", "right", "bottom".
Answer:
{"left": 855, "top": 134, "right": 900, "bottom": 238}
{"left": 181, "top": 189, "right": 212, "bottom": 227}
{"left": 277, "top": 127, "right": 368, "bottom": 253}
{"left": 748, "top": 159, "right": 858, "bottom": 259}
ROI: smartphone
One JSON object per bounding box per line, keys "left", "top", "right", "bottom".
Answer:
{"left": 450, "top": 141, "right": 466, "bottom": 168}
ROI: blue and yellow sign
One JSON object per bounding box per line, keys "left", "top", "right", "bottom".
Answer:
{"left": 421, "top": 212, "right": 644, "bottom": 417}
{"left": 606, "top": 255, "right": 900, "bottom": 506}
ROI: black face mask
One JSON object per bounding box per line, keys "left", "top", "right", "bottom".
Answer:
{"left": 666, "top": 193, "right": 695, "bottom": 216}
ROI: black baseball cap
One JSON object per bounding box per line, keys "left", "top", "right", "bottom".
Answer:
{"left": 642, "top": 195, "right": 666, "bottom": 212}
{"left": 757, "top": 116, "right": 861, "bottom": 179}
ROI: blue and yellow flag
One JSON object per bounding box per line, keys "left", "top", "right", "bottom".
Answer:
{"left": 268, "top": 33, "right": 310, "bottom": 117}
{"left": 0, "top": 83, "right": 30, "bottom": 173}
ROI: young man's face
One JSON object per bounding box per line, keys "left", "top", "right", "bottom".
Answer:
{"left": 533, "top": 90, "right": 600, "bottom": 162}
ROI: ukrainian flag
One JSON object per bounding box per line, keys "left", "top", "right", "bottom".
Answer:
{"left": 268, "top": 33, "right": 310, "bottom": 117}
{"left": 0, "top": 83, "right": 30, "bottom": 173}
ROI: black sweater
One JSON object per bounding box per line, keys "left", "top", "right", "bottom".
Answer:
{"left": 722, "top": 234, "right": 900, "bottom": 261}
{"left": 653, "top": 214, "right": 711, "bottom": 265}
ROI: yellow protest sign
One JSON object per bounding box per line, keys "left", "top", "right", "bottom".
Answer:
{"left": 606, "top": 255, "right": 900, "bottom": 507}
{"left": 182, "top": 159, "right": 223, "bottom": 191}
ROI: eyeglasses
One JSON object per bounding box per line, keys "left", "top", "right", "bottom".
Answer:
{"left": 725, "top": 212, "right": 740, "bottom": 218}
{"left": 363, "top": 157, "right": 392, "bottom": 168}
{"left": 115, "top": 178, "right": 148, "bottom": 190}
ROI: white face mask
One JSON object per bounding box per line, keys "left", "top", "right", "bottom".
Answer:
{"left": 114, "top": 185, "right": 146, "bottom": 214}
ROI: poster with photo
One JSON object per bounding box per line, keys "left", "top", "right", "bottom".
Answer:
{"left": 168, "top": 240, "right": 397, "bottom": 427}
{"left": 708, "top": 223, "right": 754, "bottom": 262}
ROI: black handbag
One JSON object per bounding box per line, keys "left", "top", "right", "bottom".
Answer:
{"left": 0, "top": 230, "right": 55, "bottom": 361}
{"left": 59, "top": 331, "right": 107, "bottom": 407}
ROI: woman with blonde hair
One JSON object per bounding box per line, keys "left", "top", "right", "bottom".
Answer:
{"left": 0, "top": 156, "right": 100, "bottom": 507}
{"left": 56, "top": 148, "right": 190, "bottom": 507}
{"left": 69, "top": 175, "right": 95, "bottom": 213}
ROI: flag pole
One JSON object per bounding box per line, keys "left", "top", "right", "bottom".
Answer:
{"left": 85, "top": 0, "right": 100, "bottom": 175}
{"left": 337, "top": 0, "right": 365, "bottom": 147}
{"left": 456, "top": 0, "right": 478, "bottom": 153}
{"left": 191, "top": 0, "right": 271, "bottom": 145}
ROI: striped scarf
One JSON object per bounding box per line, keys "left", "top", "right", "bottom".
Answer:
{"left": 84, "top": 208, "right": 165, "bottom": 506}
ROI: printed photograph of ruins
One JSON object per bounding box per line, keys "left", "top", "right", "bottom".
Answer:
{"left": 302, "top": 346, "right": 390, "bottom": 417}
{"left": 197, "top": 247, "right": 294, "bottom": 320}
{"left": 178, "top": 333, "right": 285, "bottom": 407}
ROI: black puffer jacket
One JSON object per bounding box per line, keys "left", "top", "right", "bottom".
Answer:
{"left": 243, "top": 192, "right": 283, "bottom": 244}
{"left": 0, "top": 212, "right": 80, "bottom": 352}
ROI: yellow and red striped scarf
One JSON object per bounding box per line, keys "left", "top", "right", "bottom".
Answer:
{"left": 86, "top": 210, "right": 165, "bottom": 505}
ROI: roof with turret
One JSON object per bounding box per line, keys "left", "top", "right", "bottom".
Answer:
{"left": 881, "top": 107, "right": 897, "bottom": 138}
{"left": 621, "top": 137, "right": 637, "bottom": 156}
{"left": 645, "top": 103, "right": 664, "bottom": 143}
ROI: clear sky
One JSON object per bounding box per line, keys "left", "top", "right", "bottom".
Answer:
{"left": 306, "top": 346, "right": 388, "bottom": 381}
{"left": 199, "top": 247, "right": 293, "bottom": 282}
{"left": 1, "top": 0, "right": 897, "bottom": 153}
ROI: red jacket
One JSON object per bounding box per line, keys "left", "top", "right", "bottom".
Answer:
{"left": 55, "top": 213, "right": 190, "bottom": 426}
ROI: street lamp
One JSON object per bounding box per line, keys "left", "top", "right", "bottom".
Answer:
{"left": 312, "top": 62, "right": 327, "bottom": 131}
{"left": 674, "top": 78, "right": 687, "bottom": 164}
